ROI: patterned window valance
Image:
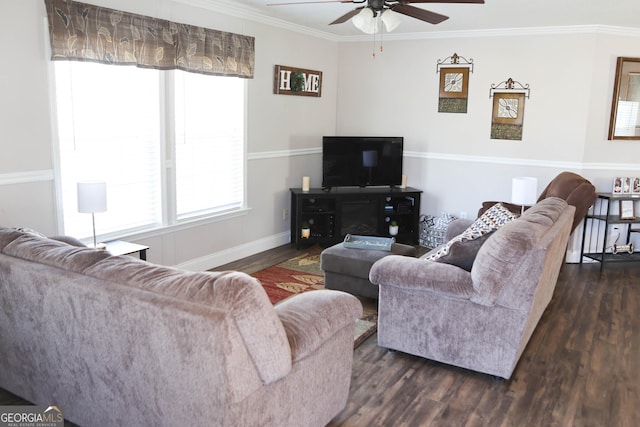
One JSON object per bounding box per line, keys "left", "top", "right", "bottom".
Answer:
{"left": 44, "top": 0, "right": 255, "bottom": 78}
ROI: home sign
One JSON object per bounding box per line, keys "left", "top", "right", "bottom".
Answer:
{"left": 273, "top": 65, "right": 323, "bottom": 97}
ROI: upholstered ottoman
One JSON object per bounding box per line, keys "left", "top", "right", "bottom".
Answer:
{"left": 320, "top": 242, "right": 417, "bottom": 299}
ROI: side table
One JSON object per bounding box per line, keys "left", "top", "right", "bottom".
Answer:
{"left": 104, "top": 240, "right": 149, "bottom": 260}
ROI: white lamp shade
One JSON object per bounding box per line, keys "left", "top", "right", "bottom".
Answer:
{"left": 511, "top": 177, "right": 538, "bottom": 206}
{"left": 77, "top": 181, "right": 107, "bottom": 213}
{"left": 352, "top": 8, "right": 378, "bottom": 34}
{"left": 381, "top": 9, "right": 402, "bottom": 32}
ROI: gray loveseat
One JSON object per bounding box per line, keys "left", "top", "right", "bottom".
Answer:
{"left": 0, "top": 227, "right": 362, "bottom": 426}
{"left": 369, "top": 198, "right": 574, "bottom": 379}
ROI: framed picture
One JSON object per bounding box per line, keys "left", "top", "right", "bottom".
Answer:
{"left": 438, "top": 67, "right": 470, "bottom": 113}
{"left": 620, "top": 200, "right": 635, "bottom": 219}
{"left": 273, "top": 65, "right": 323, "bottom": 97}
{"left": 613, "top": 177, "right": 624, "bottom": 194}
{"left": 632, "top": 177, "right": 640, "bottom": 194}
{"left": 490, "top": 92, "right": 526, "bottom": 140}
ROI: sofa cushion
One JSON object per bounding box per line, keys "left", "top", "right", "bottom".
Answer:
{"left": 2, "top": 232, "right": 111, "bottom": 273}
{"left": 14, "top": 227, "right": 47, "bottom": 238}
{"left": 423, "top": 203, "right": 518, "bottom": 271}
{"left": 84, "top": 256, "right": 294, "bottom": 385}
{"left": 0, "top": 227, "right": 24, "bottom": 251}
{"left": 50, "top": 235, "right": 87, "bottom": 247}
{"left": 470, "top": 198, "right": 569, "bottom": 307}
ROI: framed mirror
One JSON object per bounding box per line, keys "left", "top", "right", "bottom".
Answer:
{"left": 609, "top": 57, "right": 640, "bottom": 140}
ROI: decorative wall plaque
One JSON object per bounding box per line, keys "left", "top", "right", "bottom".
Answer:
{"left": 489, "top": 78, "right": 531, "bottom": 141}
{"left": 273, "top": 65, "right": 322, "bottom": 97}
{"left": 436, "top": 53, "right": 474, "bottom": 113}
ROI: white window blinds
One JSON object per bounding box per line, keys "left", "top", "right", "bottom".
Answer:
{"left": 174, "top": 71, "right": 244, "bottom": 218}
{"left": 53, "top": 61, "right": 245, "bottom": 240}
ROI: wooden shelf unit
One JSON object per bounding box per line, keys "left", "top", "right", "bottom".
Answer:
{"left": 580, "top": 192, "right": 640, "bottom": 271}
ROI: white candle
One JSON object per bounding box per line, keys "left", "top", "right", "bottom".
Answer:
{"left": 302, "top": 176, "right": 310, "bottom": 192}
{"left": 400, "top": 174, "right": 407, "bottom": 189}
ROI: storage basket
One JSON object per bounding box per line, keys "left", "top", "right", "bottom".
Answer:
{"left": 419, "top": 213, "right": 457, "bottom": 248}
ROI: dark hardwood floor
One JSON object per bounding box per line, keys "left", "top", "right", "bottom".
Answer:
{"left": 2, "top": 245, "right": 639, "bottom": 427}
{"left": 327, "top": 261, "right": 640, "bottom": 427}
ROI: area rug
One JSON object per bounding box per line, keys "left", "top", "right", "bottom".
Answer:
{"left": 251, "top": 247, "right": 377, "bottom": 348}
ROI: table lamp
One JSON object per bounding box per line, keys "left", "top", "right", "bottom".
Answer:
{"left": 77, "top": 181, "right": 107, "bottom": 249}
{"left": 512, "top": 177, "right": 538, "bottom": 215}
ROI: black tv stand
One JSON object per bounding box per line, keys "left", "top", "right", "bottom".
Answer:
{"left": 290, "top": 186, "right": 422, "bottom": 248}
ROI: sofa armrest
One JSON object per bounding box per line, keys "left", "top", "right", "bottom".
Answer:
{"left": 369, "top": 255, "right": 474, "bottom": 299}
{"left": 275, "top": 290, "right": 362, "bottom": 362}
{"left": 444, "top": 218, "right": 474, "bottom": 241}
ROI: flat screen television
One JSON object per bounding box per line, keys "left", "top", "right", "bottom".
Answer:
{"left": 322, "top": 136, "right": 403, "bottom": 189}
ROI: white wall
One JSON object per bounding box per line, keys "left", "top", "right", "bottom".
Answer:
{"left": 0, "top": 1, "right": 58, "bottom": 233}
{"left": 335, "top": 29, "right": 640, "bottom": 259}
{"left": 2, "top": 0, "right": 639, "bottom": 267}
{"left": 0, "top": 0, "right": 337, "bottom": 268}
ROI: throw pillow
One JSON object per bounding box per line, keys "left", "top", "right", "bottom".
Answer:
{"left": 424, "top": 203, "right": 518, "bottom": 271}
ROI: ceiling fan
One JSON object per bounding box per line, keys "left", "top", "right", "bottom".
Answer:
{"left": 267, "top": 0, "right": 485, "bottom": 33}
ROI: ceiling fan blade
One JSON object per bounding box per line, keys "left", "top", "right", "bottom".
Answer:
{"left": 330, "top": 7, "right": 365, "bottom": 25}
{"left": 392, "top": 4, "right": 449, "bottom": 24}
{"left": 399, "top": 0, "right": 484, "bottom": 4}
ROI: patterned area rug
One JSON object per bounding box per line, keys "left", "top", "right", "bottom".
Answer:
{"left": 251, "top": 248, "right": 377, "bottom": 348}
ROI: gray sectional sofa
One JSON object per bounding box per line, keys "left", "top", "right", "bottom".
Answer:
{"left": 0, "top": 227, "right": 362, "bottom": 426}
{"left": 370, "top": 198, "right": 575, "bottom": 379}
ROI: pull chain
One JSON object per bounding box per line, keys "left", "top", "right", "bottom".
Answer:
{"left": 372, "top": 30, "right": 376, "bottom": 59}
{"left": 371, "top": 18, "right": 385, "bottom": 59}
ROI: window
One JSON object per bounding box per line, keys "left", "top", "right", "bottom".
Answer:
{"left": 174, "top": 72, "right": 244, "bottom": 219}
{"left": 53, "top": 61, "right": 245, "bottom": 239}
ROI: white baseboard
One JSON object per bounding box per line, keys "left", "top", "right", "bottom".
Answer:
{"left": 174, "top": 231, "right": 291, "bottom": 271}
{"left": 565, "top": 249, "right": 581, "bottom": 264}
{"left": 565, "top": 248, "right": 598, "bottom": 264}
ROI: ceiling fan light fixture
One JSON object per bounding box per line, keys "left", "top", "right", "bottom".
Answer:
{"left": 352, "top": 7, "right": 378, "bottom": 34}
{"left": 381, "top": 9, "right": 402, "bottom": 32}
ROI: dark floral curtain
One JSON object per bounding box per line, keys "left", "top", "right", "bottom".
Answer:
{"left": 44, "top": 0, "right": 255, "bottom": 78}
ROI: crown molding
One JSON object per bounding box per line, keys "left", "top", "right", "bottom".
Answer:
{"left": 174, "top": 1, "right": 640, "bottom": 41}
{"left": 342, "top": 24, "right": 640, "bottom": 42}
{"left": 174, "top": 0, "right": 341, "bottom": 41}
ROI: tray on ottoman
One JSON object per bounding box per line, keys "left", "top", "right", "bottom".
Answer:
{"left": 343, "top": 234, "right": 395, "bottom": 251}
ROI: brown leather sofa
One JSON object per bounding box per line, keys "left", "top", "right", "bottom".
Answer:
{"left": 477, "top": 171, "right": 597, "bottom": 232}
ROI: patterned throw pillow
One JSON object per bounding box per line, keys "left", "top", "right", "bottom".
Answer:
{"left": 424, "top": 203, "right": 518, "bottom": 271}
